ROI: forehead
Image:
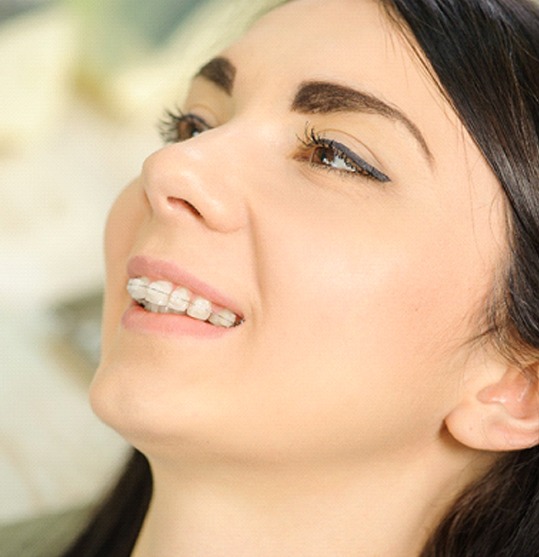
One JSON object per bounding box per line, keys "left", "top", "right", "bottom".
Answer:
{"left": 226, "top": 0, "right": 425, "bottom": 93}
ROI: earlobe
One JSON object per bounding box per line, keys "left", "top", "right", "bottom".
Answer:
{"left": 445, "top": 364, "right": 539, "bottom": 452}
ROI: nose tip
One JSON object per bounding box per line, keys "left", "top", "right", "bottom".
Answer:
{"left": 142, "top": 143, "right": 248, "bottom": 233}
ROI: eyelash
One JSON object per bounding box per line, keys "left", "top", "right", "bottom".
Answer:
{"left": 158, "top": 110, "right": 391, "bottom": 184}
{"left": 298, "top": 126, "right": 390, "bottom": 183}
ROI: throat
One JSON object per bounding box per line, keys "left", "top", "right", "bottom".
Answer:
{"left": 129, "top": 456, "right": 466, "bottom": 557}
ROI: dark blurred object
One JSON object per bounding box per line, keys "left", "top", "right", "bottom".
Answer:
{"left": 0, "top": 0, "right": 54, "bottom": 22}
{"left": 50, "top": 290, "right": 103, "bottom": 373}
{"left": 109, "top": 0, "right": 201, "bottom": 47}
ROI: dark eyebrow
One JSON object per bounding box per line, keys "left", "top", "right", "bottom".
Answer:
{"left": 195, "top": 57, "right": 237, "bottom": 95}
{"left": 292, "top": 81, "right": 433, "bottom": 164}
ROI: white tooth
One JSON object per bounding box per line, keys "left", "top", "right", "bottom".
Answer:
{"left": 209, "top": 309, "right": 237, "bottom": 328}
{"left": 127, "top": 277, "right": 150, "bottom": 301}
{"left": 187, "top": 297, "right": 212, "bottom": 321}
{"left": 146, "top": 302, "right": 161, "bottom": 313}
{"left": 168, "top": 287, "right": 190, "bottom": 313}
{"left": 146, "top": 281, "right": 173, "bottom": 306}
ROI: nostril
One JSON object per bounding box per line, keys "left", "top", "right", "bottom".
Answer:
{"left": 167, "top": 197, "right": 202, "bottom": 218}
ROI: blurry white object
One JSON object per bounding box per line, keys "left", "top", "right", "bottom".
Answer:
{"left": 0, "top": 5, "right": 76, "bottom": 150}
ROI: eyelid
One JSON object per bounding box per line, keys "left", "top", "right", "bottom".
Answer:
{"left": 184, "top": 104, "right": 221, "bottom": 127}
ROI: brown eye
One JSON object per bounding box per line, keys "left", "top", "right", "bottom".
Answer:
{"left": 311, "top": 145, "right": 341, "bottom": 168}
{"left": 175, "top": 114, "right": 211, "bottom": 141}
{"left": 159, "top": 111, "right": 212, "bottom": 144}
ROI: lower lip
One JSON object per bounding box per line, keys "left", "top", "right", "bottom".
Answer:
{"left": 122, "top": 303, "right": 233, "bottom": 338}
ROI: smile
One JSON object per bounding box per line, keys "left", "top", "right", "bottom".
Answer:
{"left": 127, "top": 277, "right": 242, "bottom": 328}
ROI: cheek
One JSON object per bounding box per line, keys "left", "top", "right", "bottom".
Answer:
{"left": 266, "top": 206, "right": 484, "bottom": 356}
{"left": 248, "top": 198, "right": 497, "bottom": 417}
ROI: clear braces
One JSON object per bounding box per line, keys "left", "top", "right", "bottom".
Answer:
{"left": 127, "top": 277, "right": 242, "bottom": 328}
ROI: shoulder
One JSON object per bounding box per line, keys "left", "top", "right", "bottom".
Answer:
{"left": 0, "top": 506, "right": 93, "bottom": 557}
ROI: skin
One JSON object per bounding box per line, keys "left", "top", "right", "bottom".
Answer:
{"left": 90, "top": 0, "right": 512, "bottom": 555}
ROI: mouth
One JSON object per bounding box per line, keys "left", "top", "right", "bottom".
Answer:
{"left": 127, "top": 277, "right": 244, "bottom": 329}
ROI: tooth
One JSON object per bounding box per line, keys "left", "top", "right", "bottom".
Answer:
{"left": 168, "top": 287, "right": 190, "bottom": 313}
{"left": 187, "top": 297, "right": 212, "bottom": 321}
{"left": 146, "top": 302, "right": 161, "bottom": 313}
{"left": 209, "top": 309, "right": 237, "bottom": 328}
{"left": 146, "top": 281, "right": 173, "bottom": 306}
{"left": 127, "top": 277, "right": 150, "bottom": 301}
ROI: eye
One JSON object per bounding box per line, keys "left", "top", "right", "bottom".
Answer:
{"left": 297, "top": 126, "right": 391, "bottom": 183}
{"left": 159, "top": 109, "right": 212, "bottom": 144}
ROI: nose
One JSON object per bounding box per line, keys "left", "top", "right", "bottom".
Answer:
{"left": 141, "top": 131, "right": 249, "bottom": 233}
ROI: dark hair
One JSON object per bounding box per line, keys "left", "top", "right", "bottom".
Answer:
{"left": 64, "top": 0, "right": 539, "bottom": 555}
{"left": 62, "top": 450, "right": 151, "bottom": 557}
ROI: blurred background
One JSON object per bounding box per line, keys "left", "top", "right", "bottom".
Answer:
{"left": 0, "top": 0, "right": 281, "bottom": 525}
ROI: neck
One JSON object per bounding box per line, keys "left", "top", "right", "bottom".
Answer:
{"left": 131, "top": 440, "right": 492, "bottom": 557}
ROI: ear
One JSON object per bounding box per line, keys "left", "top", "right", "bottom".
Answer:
{"left": 445, "top": 363, "right": 539, "bottom": 452}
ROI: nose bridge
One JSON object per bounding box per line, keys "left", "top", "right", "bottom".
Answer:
{"left": 142, "top": 127, "right": 251, "bottom": 233}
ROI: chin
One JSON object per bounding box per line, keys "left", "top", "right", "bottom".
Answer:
{"left": 89, "top": 351, "right": 230, "bottom": 461}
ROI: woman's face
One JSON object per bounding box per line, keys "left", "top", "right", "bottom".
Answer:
{"left": 92, "top": 0, "right": 506, "bottom": 465}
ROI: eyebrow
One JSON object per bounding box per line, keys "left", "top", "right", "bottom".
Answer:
{"left": 196, "top": 57, "right": 237, "bottom": 95}
{"left": 291, "top": 81, "right": 433, "bottom": 164}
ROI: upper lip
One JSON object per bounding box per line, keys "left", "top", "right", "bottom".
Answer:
{"left": 127, "top": 255, "right": 244, "bottom": 317}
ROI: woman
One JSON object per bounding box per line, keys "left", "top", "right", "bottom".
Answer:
{"left": 61, "top": 0, "right": 539, "bottom": 555}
